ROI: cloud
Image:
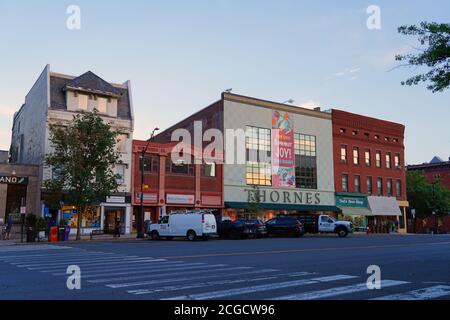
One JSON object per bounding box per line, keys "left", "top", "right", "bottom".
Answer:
{"left": 327, "top": 67, "right": 361, "bottom": 81}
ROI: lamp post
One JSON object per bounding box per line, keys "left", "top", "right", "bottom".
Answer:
{"left": 137, "top": 127, "right": 159, "bottom": 239}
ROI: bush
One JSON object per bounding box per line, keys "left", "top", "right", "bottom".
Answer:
{"left": 35, "top": 217, "right": 47, "bottom": 232}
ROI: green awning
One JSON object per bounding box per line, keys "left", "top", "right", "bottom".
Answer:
{"left": 225, "top": 202, "right": 341, "bottom": 212}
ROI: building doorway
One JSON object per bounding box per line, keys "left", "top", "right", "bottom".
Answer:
{"left": 104, "top": 207, "right": 126, "bottom": 234}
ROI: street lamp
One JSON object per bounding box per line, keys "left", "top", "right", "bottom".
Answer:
{"left": 137, "top": 127, "right": 160, "bottom": 239}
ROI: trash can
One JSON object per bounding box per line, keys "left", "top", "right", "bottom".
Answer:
{"left": 49, "top": 226, "right": 58, "bottom": 242}
{"left": 64, "top": 225, "right": 71, "bottom": 241}
{"left": 26, "top": 227, "right": 36, "bottom": 243}
{"left": 58, "top": 227, "right": 65, "bottom": 241}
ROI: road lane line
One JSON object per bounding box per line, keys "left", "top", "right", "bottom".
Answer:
{"left": 0, "top": 252, "right": 104, "bottom": 260}
{"left": 15, "top": 256, "right": 140, "bottom": 267}
{"left": 88, "top": 264, "right": 229, "bottom": 283}
{"left": 27, "top": 258, "right": 166, "bottom": 271}
{"left": 158, "top": 241, "right": 450, "bottom": 260}
{"left": 51, "top": 261, "right": 188, "bottom": 276}
{"left": 164, "top": 274, "right": 358, "bottom": 300}
{"left": 107, "top": 267, "right": 269, "bottom": 289}
{"left": 371, "top": 285, "right": 450, "bottom": 300}
{"left": 128, "top": 272, "right": 316, "bottom": 296}
{"left": 271, "top": 280, "right": 409, "bottom": 300}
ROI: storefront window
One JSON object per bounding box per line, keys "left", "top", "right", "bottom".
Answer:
{"left": 62, "top": 206, "right": 101, "bottom": 229}
{"left": 294, "top": 134, "right": 317, "bottom": 189}
{"left": 245, "top": 126, "right": 272, "bottom": 186}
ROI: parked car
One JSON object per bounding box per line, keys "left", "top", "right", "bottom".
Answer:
{"left": 146, "top": 213, "right": 217, "bottom": 241}
{"left": 218, "top": 219, "right": 257, "bottom": 240}
{"left": 265, "top": 217, "right": 304, "bottom": 237}
{"left": 278, "top": 214, "right": 353, "bottom": 237}
{"left": 245, "top": 219, "right": 268, "bottom": 238}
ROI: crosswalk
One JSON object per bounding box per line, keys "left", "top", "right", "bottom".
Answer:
{"left": 1, "top": 244, "right": 450, "bottom": 300}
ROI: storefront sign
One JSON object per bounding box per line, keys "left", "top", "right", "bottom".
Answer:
{"left": 0, "top": 176, "right": 28, "bottom": 185}
{"left": 246, "top": 188, "right": 321, "bottom": 205}
{"left": 135, "top": 192, "right": 158, "bottom": 203}
{"left": 106, "top": 196, "right": 126, "bottom": 204}
{"left": 166, "top": 194, "right": 195, "bottom": 205}
{"left": 336, "top": 196, "right": 367, "bottom": 207}
{"left": 271, "top": 111, "right": 295, "bottom": 188}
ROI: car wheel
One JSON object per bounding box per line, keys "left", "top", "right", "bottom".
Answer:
{"left": 187, "top": 230, "right": 197, "bottom": 241}
{"left": 150, "top": 231, "right": 160, "bottom": 241}
{"left": 337, "top": 228, "right": 348, "bottom": 238}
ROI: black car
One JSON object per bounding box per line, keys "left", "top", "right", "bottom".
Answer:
{"left": 265, "top": 217, "right": 304, "bottom": 237}
{"left": 218, "top": 219, "right": 257, "bottom": 239}
{"left": 245, "top": 219, "right": 268, "bottom": 238}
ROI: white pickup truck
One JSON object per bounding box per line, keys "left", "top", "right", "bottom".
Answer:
{"left": 279, "top": 214, "right": 353, "bottom": 237}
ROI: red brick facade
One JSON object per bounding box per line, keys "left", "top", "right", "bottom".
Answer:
{"left": 332, "top": 109, "right": 407, "bottom": 201}
{"left": 131, "top": 140, "right": 223, "bottom": 225}
{"left": 407, "top": 159, "right": 450, "bottom": 190}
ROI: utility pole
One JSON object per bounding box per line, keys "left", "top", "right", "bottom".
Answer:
{"left": 137, "top": 128, "right": 159, "bottom": 239}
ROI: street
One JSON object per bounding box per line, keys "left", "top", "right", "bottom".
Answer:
{"left": 1, "top": 234, "right": 450, "bottom": 300}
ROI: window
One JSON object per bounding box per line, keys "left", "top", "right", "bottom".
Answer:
{"left": 115, "top": 164, "right": 126, "bottom": 185}
{"left": 98, "top": 97, "right": 108, "bottom": 113}
{"left": 387, "top": 178, "right": 393, "bottom": 196}
{"left": 386, "top": 153, "right": 392, "bottom": 169}
{"left": 377, "top": 177, "right": 383, "bottom": 196}
{"left": 246, "top": 126, "right": 271, "bottom": 186}
{"left": 374, "top": 135, "right": 380, "bottom": 140}
{"left": 342, "top": 174, "right": 349, "bottom": 192}
{"left": 396, "top": 179, "right": 402, "bottom": 197}
{"left": 365, "top": 149, "right": 371, "bottom": 166}
{"left": 341, "top": 145, "right": 347, "bottom": 163}
{"left": 394, "top": 153, "right": 400, "bottom": 169}
{"left": 340, "top": 128, "right": 346, "bottom": 134}
{"left": 294, "top": 134, "right": 317, "bottom": 189}
{"left": 116, "top": 133, "right": 129, "bottom": 153}
{"left": 353, "top": 147, "right": 359, "bottom": 165}
{"left": 78, "top": 94, "right": 88, "bottom": 110}
{"left": 367, "top": 176, "right": 373, "bottom": 195}
{"left": 167, "top": 159, "right": 193, "bottom": 175}
{"left": 201, "top": 162, "right": 216, "bottom": 177}
{"left": 352, "top": 130, "right": 358, "bottom": 136}
{"left": 140, "top": 156, "right": 159, "bottom": 173}
{"left": 376, "top": 151, "right": 382, "bottom": 168}
{"left": 354, "top": 175, "right": 361, "bottom": 193}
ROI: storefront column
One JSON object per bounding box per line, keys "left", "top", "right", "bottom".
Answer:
{"left": 125, "top": 205, "right": 131, "bottom": 234}
{"left": 100, "top": 205, "right": 105, "bottom": 231}
{"left": 0, "top": 184, "right": 7, "bottom": 221}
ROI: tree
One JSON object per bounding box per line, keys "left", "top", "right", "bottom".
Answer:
{"left": 396, "top": 22, "right": 450, "bottom": 92}
{"left": 246, "top": 185, "right": 262, "bottom": 216}
{"left": 44, "top": 110, "right": 121, "bottom": 240}
{"left": 406, "top": 171, "right": 450, "bottom": 218}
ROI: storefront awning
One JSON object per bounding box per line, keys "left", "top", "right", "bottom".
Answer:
{"left": 367, "top": 196, "right": 402, "bottom": 216}
{"left": 225, "top": 202, "right": 341, "bottom": 212}
{"left": 338, "top": 206, "right": 373, "bottom": 216}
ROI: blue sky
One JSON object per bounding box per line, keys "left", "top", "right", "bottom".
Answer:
{"left": 0, "top": 0, "right": 448, "bottom": 164}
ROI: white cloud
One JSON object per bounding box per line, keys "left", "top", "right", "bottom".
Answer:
{"left": 297, "top": 99, "right": 321, "bottom": 110}
{"left": 328, "top": 67, "right": 361, "bottom": 81}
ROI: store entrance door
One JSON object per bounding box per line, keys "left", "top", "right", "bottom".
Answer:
{"left": 104, "top": 207, "right": 126, "bottom": 234}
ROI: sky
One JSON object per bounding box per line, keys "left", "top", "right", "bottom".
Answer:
{"left": 0, "top": 0, "right": 448, "bottom": 165}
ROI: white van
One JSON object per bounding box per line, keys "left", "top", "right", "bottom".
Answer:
{"left": 147, "top": 213, "right": 217, "bottom": 241}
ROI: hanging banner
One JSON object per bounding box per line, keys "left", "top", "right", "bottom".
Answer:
{"left": 272, "top": 110, "right": 296, "bottom": 188}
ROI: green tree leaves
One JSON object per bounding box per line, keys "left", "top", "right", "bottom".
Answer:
{"left": 396, "top": 22, "right": 450, "bottom": 92}
{"left": 44, "top": 110, "right": 122, "bottom": 240}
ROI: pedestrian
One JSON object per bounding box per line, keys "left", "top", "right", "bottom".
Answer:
{"left": 5, "top": 215, "right": 13, "bottom": 240}
{"left": 115, "top": 219, "right": 121, "bottom": 238}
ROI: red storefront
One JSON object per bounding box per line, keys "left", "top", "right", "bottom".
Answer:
{"left": 131, "top": 140, "right": 223, "bottom": 232}
{"left": 332, "top": 109, "right": 408, "bottom": 233}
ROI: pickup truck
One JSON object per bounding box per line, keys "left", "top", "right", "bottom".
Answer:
{"left": 277, "top": 214, "right": 353, "bottom": 237}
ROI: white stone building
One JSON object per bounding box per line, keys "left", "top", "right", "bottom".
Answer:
{"left": 10, "top": 65, "right": 134, "bottom": 235}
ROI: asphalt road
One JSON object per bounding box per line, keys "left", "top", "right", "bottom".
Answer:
{"left": 1, "top": 234, "right": 450, "bottom": 300}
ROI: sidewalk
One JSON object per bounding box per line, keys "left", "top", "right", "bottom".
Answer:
{"left": 0, "top": 233, "right": 146, "bottom": 246}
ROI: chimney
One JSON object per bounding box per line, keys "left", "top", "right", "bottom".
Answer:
{"left": 314, "top": 107, "right": 321, "bottom": 112}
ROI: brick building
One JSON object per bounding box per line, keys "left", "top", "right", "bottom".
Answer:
{"left": 332, "top": 109, "right": 408, "bottom": 233}
{"left": 131, "top": 140, "right": 223, "bottom": 229}
{"left": 407, "top": 156, "right": 450, "bottom": 190}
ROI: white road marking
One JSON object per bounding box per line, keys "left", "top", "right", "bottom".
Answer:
{"left": 27, "top": 258, "right": 165, "bottom": 270}
{"left": 107, "top": 267, "right": 274, "bottom": 289}
{"left": 16, "top": 256, "right": 141, "bottom": 267}
{"left": 51, "top": 261, "right": 188, "bottom": 276}
{"left": 271, "top": 280, "right": 409, "bottom": 300}
{"left": 164, "top": 274, "right": 358, "bottom": 300}
{"left": 0, "top": 245, "right": 71, "bottom": 252}
{"left": 87, "top": 264, "right": 227, "bottom": 283}
{"left": 371, "top": 285, "right": 450, "bottom": 300}
{"left": 0, "top": 252, "right": 112, "bottom": 261}
{"left": 88, "top": 264, "right": 230, "bottom": 283}
{"left": 128, "top": 272, "right": 316, "bottom": 296}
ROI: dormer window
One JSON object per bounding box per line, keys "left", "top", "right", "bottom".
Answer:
{"left": 98, "top": 97, "right": 107, "bottom": 113}
{"left": 78, "top": 94, "right": 88, "bottom": 110}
